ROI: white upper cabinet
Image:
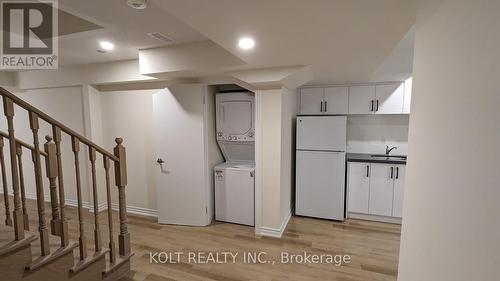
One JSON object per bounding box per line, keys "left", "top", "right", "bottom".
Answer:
{"left": 403, "top": 77, "right": 412, "bottom": 114}
{"left": 375, "top": 83, "right": 405, "bottom": 114}
{"left": 299, "top": 80, "right": 411, "bottom": 115}
{"left": 299, "top": 88, "right": 324, "bottom": 115}
{"left": 324, "top": 87, "right": 349, "bottom": 115}
{"left": 348, "top": 85, "right": 375, "bottom": 114}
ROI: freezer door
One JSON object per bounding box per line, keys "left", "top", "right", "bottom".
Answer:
{"left": 296, "top": 116, "right": 347, "bottom": 151}
{"left": 295, "top": 150, "right": 346, "bottom": 220}
{"left": 215, "top": 168, "right": 255, "bottom": 226}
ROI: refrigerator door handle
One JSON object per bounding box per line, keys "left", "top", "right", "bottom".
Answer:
{"left": 366, "top": 165, "right": 370, "bottom": 177}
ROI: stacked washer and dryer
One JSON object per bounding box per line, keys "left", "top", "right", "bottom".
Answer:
{"left": 214, "top": 91, "right": 255, "bottom": 226}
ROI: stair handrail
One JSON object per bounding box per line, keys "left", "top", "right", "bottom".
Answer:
{"left": 0, "top": 130, "right": 48, "bottom": 157}
{"left": 0, "top": 87, "right": 118, "bottom": 162}
{"left": 0, "top": 86, "right": 131, "bottom": 272}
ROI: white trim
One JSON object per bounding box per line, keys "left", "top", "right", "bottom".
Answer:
{"left": 111, "top": 203, "right": 158, "bottom": 218}
{"left": 253, "top": 90, "right": 263, "bottom": 234}
{"left": 2, "top": 191, "right": 158, "bottom": 218}
{"left": 87, "top": 202, "right": 108, "bottom": 213}
{"left": 256, "top": 211, "right": 292, "bottom": 238}
{"left": 347, "top": 212, "right": 402, "bottom": 224}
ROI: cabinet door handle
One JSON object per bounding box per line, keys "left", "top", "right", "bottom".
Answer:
{"left": 390, "top": 167, "right": 394, "bottom": 179}
{"left": 320, "top": 101, "right": 324, "bottom": 112}
{"left": 370, "top": 100, "right": 374, "bottom": 111}
{"left": 324, "top": 101, "right": 328, "bottom": 112}
{"left": 396, "top": 167, "right": 399, "bottom": 179}
{"left": 376, "top": 100, "right": 379, "bottom": 111}
{"left": 366, "top": 165, "right": 370, "bottom": 177}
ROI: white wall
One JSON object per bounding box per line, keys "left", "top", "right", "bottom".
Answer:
{"left": 258, "top": 89, "right": 283, "bottom": 231}
{"left": 347, "top": 115, "right": 409, "bottom": 155}
{"left": 0, "top": 86, "right": 91, "bottom": 206}
{"left": 280, "top": 87, "right": 297, "bottom": 223}
{"left": 255, "top": 87, "right": 296, "bottom": 237}
{"left": 398, "top": 1, "right": 500, "bottom": 280}
{"left": 100, "top": 89, "right": 157, "bottom": 213}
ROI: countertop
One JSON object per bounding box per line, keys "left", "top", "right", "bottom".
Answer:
{"left": 347, "top": 153, "right": 407, "bottom": 165}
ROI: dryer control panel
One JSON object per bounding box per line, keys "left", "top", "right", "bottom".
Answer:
{"left": 217, "top": 130, "right": 254, "bottom": 141}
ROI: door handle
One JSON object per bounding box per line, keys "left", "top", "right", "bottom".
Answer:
{"left": 376, "top": 100, "right": 379, "bottom": 111}
{"left": 320, "top": 101, "right": 324, "bottom": 112}
{"left": 157, "top": 158, "right": 165, "bottom": 165}
{"left": 324, "top": 101, "right": 328, "bottom": 112}
{"left": 390, "top": 167, "right": 394, "bottom": 179}
{"left": 396, "top": 167, "right": 399, "bottom": 179}
{"left": 366, "top": 165, "right": 369, "bottom": 177}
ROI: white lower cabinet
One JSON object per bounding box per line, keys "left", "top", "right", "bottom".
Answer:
{"left": 347, "top": 162, "right": 405, "bottom": 220}
{"left": 392, "top": 165, "right": 406, "bottom": 218}
{"left": 347, "top": 162, "right": 370, "bottom": 213}
{"left": 368, "top": 164, "right": 394, "bottom": 216}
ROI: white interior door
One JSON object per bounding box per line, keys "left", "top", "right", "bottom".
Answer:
{"left": 153, "top": 85, "right": 208, "bottom": 226}
{"left": 296, "top": 151, "right": 345, "bottom": 220}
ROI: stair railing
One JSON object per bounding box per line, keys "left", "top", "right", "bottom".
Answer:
{"left": 0, "top": 87, "right": 131, "bottom": 267}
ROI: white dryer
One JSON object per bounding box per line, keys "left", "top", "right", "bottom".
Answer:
{"left": 214, "top": 91, "right": 255, "bottom": 226}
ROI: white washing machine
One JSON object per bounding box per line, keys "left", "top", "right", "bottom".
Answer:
{"left": 214, "top": 91, "right": 255, "bottom": 226}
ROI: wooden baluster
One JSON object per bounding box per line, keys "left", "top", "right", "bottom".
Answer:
{"left": 104, "top": 156, "right": 116, "bottom": 263}
{"left": 0, "top": 137, "right": 12, "bottom": 226}
{"left": 89, "top": 147, "right": 102, "bottom": 252}
{"left": 3, "top": 97, "right": 24, "bottom": 240}
{"left": 114, "top": 138, "right": 130, "bottom": 256}
{"left": 52, "top": 126, "right": 69, "bottom": 246}
{"left": 44, "top": 136, "right": 60, "bottom": 236}
{"left": 29, "top": 112, "right": 49, "bottom": 254}
{"left": 71, "top": 137, "right": 87, "bottom": 260}
{"left": 16, "top": 144, "right": 29, "bottom": 230}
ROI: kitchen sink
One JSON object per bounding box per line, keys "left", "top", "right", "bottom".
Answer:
{"left": 370, "top": 154, "right": 407, "bottom": 160}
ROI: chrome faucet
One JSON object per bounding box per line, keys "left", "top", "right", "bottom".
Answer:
{"left": 385, "top": 145, "right": 397, "bottom": 155}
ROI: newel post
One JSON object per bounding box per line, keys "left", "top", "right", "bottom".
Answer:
{"left": 114, "top": 138, "right": 130, "bottom": 256}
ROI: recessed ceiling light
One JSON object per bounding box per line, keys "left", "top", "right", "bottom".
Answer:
{"left": 126, "top": 0, "right": 147, "bottom": 10}
{"left": 238, "top": 37, "right": 255, "bottom": 50}
{"left": 99, "top": 41, "right": 114, "bottom": 51}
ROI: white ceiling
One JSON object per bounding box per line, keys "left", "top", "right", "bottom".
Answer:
{"left": 57, "top": 0, "right": 206, "bottom": 66}
{"left": 54, "top": 0, "right": 416, "bottom": 84}
{"left": 153, "top": 0, "right": 417, "bottom": 84}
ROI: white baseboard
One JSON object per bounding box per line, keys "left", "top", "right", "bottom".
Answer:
{"left": 110, "top": 203, "right": 158, "bottom": 218}
{"left": 256, "top": 211, "right": 292, "bottom": 238}
{"left": 2, "top": 191, "right": 156, "bottom": 218}
{"left": 347, "top": 212, "right": 402, "bottom": 224}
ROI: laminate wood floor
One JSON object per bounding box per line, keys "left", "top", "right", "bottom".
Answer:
{"left": 1, "top": 198, "right": 401, "bottom": 281}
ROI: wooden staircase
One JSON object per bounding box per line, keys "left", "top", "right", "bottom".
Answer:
{"left": 0, "top": 87, "right": 133, "bottom": 281}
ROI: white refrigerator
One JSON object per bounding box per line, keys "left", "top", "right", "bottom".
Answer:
{"left": 295, "top": 116, "right": 347, "bottom": 221}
